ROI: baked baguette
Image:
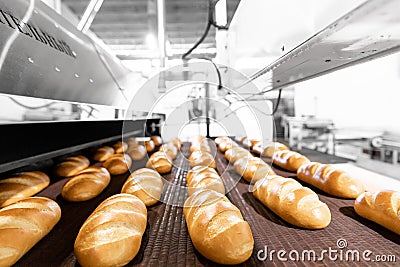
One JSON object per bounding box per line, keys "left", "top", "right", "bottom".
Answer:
{"left": 253, "top": 142, "right": 289, "bottom": 158}
{"left": 168, "top": 138, "right": 182, "bottom": 150}
{"left": 186, "top": 166, "right": 225, "bottom": 196}
{"left": 184, "top": 190, "right": 254, "bottom": 264}
{"left": 143, "top": 140, "right": 155, "bottom": 152}
{"left": 272, "top": 150, "right": 310, "bottom": 172}
{"left": 0, "top": 171, "right": 50, "bottom": 208}
{"left": 74, "top": 194, "right": 147, "bottom": 267}
{"left": 61, "top": 166, "right": 111, "bottom": 202}
{"left": 354, "top": 190, "right": 400, "bottom": 235}
{"left": 218, "top": 139, "right": 236, "bottom": 153}
{"left": 93, "top": 146, "right": 115, "bottom": 162}
{"left": 127, "top": 144, "right": 147, "bottom": 161}
{"left": 159, "top": 143, "right": 178, "bottom": 160}
{"left": 55, "top": 155, "right": 90, "bottom": 177}
{"left": 297, "top": 162, "right": 364, "bottom": 198}
{"left": 253, "top": 175, "right": 331, "bottom": 229}
{"left": 127, "top": 137, "right": 138, "bottom": 147}
{"left": 103, "top": 154, "right": 132, "bottom": 175}
{"left": 215, "top": 136, "right": 230, "bottom": 146}
{"left": 241, "top": 138, "right": 259, "bottom": 149}
{"left": 146, "top": 151, "right": 172, "bottom": 174}
{"left": 113, "top": 141, "right": 128, "bottom": 154}
{"left": 151, "top": 136, "right": 162, "bottom": 146}
{"left": 189, "top": 151, "right": 216, "bottom": 169}
{"left": 224, "top": 147, "right": 251, "bottom": 163}
{"left": 190, "top": 136, "right": 210, "bottom": 153}
{"left": 0, "top": 197, "right": 61, "bottom": 267}
{"left": 234, "top": 157, "right": 275, "bottom": 183}
{"left": 121, "top": 168, "right": 163, "bottom": 206}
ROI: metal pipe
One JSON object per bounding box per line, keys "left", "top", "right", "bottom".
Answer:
{"left": 77, "top": 0, "right": 104, "bottom": 33}
{"left": 157, "top": 0, "right": 166, "bottom": 67}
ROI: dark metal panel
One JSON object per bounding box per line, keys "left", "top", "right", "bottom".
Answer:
{"left": 0, "top": 119, "right": 160, "bottom": 174}
{"left": 0, "top": 0, "right": 132, "bottom": 106}
{"left": 243, "top": 0, "right": 400, "bottom": 92}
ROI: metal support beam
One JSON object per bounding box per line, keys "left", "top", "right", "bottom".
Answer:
{"left": 157, "top": 0, "right": 166, "bottom": 67}
{"left": 215, "top": 0, "right": 228, "bottom": 64}
{"left": 77, "top": 0, "right": 105, "bottom": 33}
{"left": 205, "top": 83, "right": 211, "bottom": 138}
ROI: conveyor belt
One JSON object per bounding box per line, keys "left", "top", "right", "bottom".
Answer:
{"left": 13, "top": 143, "right": 400, "bottom": 266}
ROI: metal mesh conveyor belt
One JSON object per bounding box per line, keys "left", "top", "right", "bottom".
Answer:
{"left": 13, "top": 143, "right": 400, "bottom": 266}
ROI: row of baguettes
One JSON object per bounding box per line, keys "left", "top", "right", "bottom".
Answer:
{"left": 223, "top": 137, "right": 364, "bottom": 198}
{"left": 73, "top": 138, "right": 183, "bottom": 267}
{"left": 185, "top": 141, "right": 254, "bottom": 265}
{"left": 219, "top": 138, "right": 331, "bottom": 229}
{"left": 218, "top": 136, "right": 400, "bottom": 235}
{"left": 0, "top": 136, "right": 169, "bottom": 267}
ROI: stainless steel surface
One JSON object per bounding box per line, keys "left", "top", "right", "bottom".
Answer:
{"left": 77, "top": 0, "right": 105, "bottom": 33}
{"left": 0, "top": 0, "right": 132, "bottom": 107}
{"left": 240, "top": 0, "right": 400, "bottom": 92}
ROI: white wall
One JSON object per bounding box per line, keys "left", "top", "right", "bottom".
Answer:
{"left": 294, "top": 53, "right": 400, "bottom": 135}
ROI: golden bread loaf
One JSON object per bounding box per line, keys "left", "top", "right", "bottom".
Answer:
{"left": 218, "top": 139, "right": 236, "bottom": 153}
{"left": 151, "top": 136, "right": 162, "bottom": 146}
{"left": 0, "top": 197, "right": 61, "bottom": 267}
{"left": 214, "top": 136, "right": 230, "bottom": 146}
{"left": 103, "top": 154, "right": 132, "bottom": 175}
{"left": 189, "top": 151, "right": 216, "bottom": 169}
{"left": 146, "top": 151, "right": 172, "bottom": 174}
{"left": 55, "top": 155, "right": 90, "bottom": 177}
{"left": 121, "top": 168, "right": 163, "bottom": 206}
{"left": 253, "top": 175, "right": 331, "bottom": 229}
{"left": 126, "top": 145, "right": 147, "bottom": 161}
{"left": 224, "top": 147, "right": 251, "bottom": 163}
{"left": 168, "top": 138, "right": 182, "bottom": 150}
{"left": 113, "top": 141, "right": 128, "bottom": 154}
{"left": 234, "top": 157, "right": 275, "bottom": 183}
{"left": 0, "top": 171, "right": 50, "bottom": 208}
{"left": 186, "top": 166, "right": 225, "bottom": 196}
{"left": 127, "top": 137, "right": 138, "bottom": 147}
{"left": 74, "top": 194, "right": 147, "bottom": 267}
{"left": 297, "top": 162, "right": 364, "bottom": 198}
{"left": 272, "top": 150, "right": 310, "bottom": 172}
{"left": 159, "top": 143, "right": 178, "bottom": 160}
{"left": 144, "top": 140, "right": 155, "bottom": 152}
{"left": 253, "top": 142, "right": 289, "bottom": 158}
{"left": 93, "top": 146, "right": 115, "bottom": 162}
{"left": 183, "top": 190, "right": 254, "bottom": 264}
{"left": 61, "top": 166, "right": 111, "bottom": 202}
{"left": 354, "top": 190, "right": 400, "bottom": 235}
